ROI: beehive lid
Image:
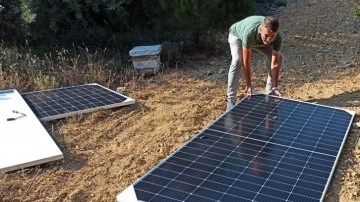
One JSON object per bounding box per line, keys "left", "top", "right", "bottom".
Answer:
{"left": 129, "top": 45, "right": 162, "bottom": 57}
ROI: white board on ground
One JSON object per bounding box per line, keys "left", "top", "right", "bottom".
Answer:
{"left": 0, "top": 89, "right": 63, "bottom": 173}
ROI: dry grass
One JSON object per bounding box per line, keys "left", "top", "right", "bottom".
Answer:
{"left": 0, "top": 43, "right": 133, "bottom": 92}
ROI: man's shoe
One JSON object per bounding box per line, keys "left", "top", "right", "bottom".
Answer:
{"left": 226, "top": 98, "right": 235, "bottom": 111}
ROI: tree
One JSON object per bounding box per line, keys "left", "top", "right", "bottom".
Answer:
{"left": 0, "top": 0, "right": 23, "bottom": 44}
{"left": 143, "top": 0, "right": 255, "bottom": 50}
{"left": 0, "top": 0, "right": 133, "bottom": 48}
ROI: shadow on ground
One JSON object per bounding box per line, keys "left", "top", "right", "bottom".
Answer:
{"left": 307, "top": 90, "right": 360, "bottom": 109}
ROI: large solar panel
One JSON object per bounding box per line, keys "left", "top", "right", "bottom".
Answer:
{"left": 117, "top": 94, "right": 355, "bottom": 202}
{"left": 21, "top": 83, "right": 135, "bottom": 121}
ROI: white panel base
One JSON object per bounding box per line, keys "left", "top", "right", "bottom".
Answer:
{"left": 117, "top": 185, "right": 140, "bottom": 202}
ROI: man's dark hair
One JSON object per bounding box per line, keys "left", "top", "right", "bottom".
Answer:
{"left": 262, "top": 16, "right": 280, "bottom": 32}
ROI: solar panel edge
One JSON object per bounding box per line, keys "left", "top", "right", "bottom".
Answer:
{"left": 320, "top": 110, "right": 355, "bottom": 202}
{"left": 251, "top": 94, "right": 356, "bottom": 117}
{"left": 39, "top": 99, "right": 136, "bottom": 121}
{"left": 0, "top": 89, "right": 16, "bottom": 94}
{"left": 91, "top": 83, "right": 136, "bottom": 104}
{"left": 21, "top": 83, "right": 101, "bottom": 94}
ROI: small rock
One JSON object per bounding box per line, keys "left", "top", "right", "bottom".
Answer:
{"left": 116, "top": 87, "right": 126, "bottom": 93}
{"left": 185, "top": 135, "right": 191, "bottom": 141}
{"left": 343, "top": 63, "right": 353, "bottom": 68}
{"left": 218, "top": 68, "right": 226, "bottom": 74}
{"left": 206, "top": 70, "right": 213, "bottom": 76}
{"left": 339, "top": 59, "right": 353, "bottom": 68}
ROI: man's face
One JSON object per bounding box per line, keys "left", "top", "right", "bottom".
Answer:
{"left": 260, "top": 26, "right": 277, "bottom": 45}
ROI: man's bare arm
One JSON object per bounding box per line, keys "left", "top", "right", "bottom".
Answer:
{"left": 271, "top": 51, "right": 281, "bottom": 87}
{"left": 242, "top": 47, "right": 252, "bottom": 88}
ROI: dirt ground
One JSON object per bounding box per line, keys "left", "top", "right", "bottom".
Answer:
{"left": 1, "top": 0, "right": 360, "bottom": 201}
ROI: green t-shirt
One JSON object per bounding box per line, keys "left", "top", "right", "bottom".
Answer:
{"left": 230, "top": 16, "right": 283, "bottom": 51}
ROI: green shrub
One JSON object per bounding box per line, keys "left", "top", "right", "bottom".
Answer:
{"left": 275, "top": 0, "right": 287, "bottom": 7}
{"left": 356, "top": 5, "right": 360, "bottom": 17}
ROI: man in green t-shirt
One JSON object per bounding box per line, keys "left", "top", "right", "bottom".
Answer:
{"left": 226, "top": 15, "right": 284, "bottom": 111}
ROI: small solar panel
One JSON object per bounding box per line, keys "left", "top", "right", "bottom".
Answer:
{"left": 21, "top": 83, "right": 135, "bottom": 121}
{"left": 117, "top": 94, "right": 355, "bottom": 202}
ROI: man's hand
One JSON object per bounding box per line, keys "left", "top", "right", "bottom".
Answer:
{"left": 271, "top": 89, "right": 281, "bottom": 96}
{"left": 245, "top": 85, "right": 252, "bottom": 96}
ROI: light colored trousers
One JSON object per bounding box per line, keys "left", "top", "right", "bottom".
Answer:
{"left": 227, "top": 33, "right": 284, "bottom": 100}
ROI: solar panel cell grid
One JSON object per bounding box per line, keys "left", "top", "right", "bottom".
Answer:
{"left": 117, "top": 94, "right": 354, "bottom": 202}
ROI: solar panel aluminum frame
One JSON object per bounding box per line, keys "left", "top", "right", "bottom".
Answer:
{"left": 21, "top": 83, "right": 135, "bottom": 121}
{"left": 306, "top": 98, "right": 355, "bottom": 201}
{"left": 117, "top": 94, "right": 355, "bottom": 202}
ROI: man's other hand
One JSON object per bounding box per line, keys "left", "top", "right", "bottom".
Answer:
{"left": 271, "top": 89, "right": 281, "bottom": 97}
{"left": 245, "top": 85, "right": 252, "bottom": 96}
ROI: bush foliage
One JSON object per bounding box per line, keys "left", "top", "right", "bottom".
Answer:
{"left": 0, "top": 0, "right": 255, "bottom": 53}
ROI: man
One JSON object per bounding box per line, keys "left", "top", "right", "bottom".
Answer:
{"left": 226, "top": 15, "right": 284, "bottom": 111}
